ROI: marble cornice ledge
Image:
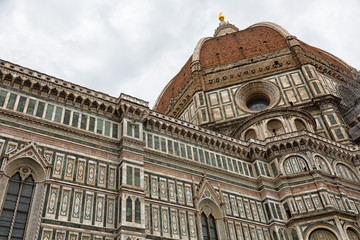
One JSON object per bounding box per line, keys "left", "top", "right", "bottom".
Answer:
{"left": 285, "top": 209, "right": 358, "bottom": 227}
{"left": 144, "top": 111, "right": 360, "bottom": 161}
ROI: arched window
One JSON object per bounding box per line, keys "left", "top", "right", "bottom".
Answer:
{"left": 294, "top": 119, "right": 307, "bottom": 131}
{"left": 0, "top": 172, "right": 35, "bottom": 239}
{"left": 347, "top": 228, "right": 360, "bottom": 240}
{"left": 309, "top": 229, "right": 337, "bottom": 240}
{"left": 135, "top": 198, "right": 141, "bottom": 223}
{"left": 126, "top": 197, "right": 132, "bottom": 222}
{"left": 245, "top": 129, "right": 257, "bottom": 141}
{"left": 283, "top": 156, "right": 308, "bottom": 175}
{"left": 267, "top": 120, "right": 285, "bottom": 137}
{"left": 336, "top": 164, "right": 359, "bottom": 183}
{"left": 315, "top": 156, "right": 330, "bottom": 174}
{"left": 201, "top": 213, "right": 218, "bottom": 240}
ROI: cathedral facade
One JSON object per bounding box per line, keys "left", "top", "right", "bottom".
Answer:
{"left": 0, "top": 17, "right": 360, "bottom": 240}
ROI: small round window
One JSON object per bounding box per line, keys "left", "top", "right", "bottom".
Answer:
{"left": 235, "top": 81, "right": 280, "bottom": 113}
{"left": 246, "top": 98, "right": 269, "bottom": 111}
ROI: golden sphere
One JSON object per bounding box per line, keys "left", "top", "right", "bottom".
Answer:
{"left": 218, "top": 12, "right": 225, "bottom": 21}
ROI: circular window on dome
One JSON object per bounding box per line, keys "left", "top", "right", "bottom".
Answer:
{"left": 246, "top": 96, "right": 270, "bottom": 111}
{"left": 235, "top": 81, "right": 280, "bottom": 113}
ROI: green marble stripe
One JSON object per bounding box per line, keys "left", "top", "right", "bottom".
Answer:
{"left": 114, "top": 226, "right": 145, "bottom": 233}
{"left": 122, "top": 145, "right": 144, "bottom": 154}
{"left": 41, "top": 219, "right": 114, "bottom": 233}
{"left": 121, "top": 159, "right": 144, "bottom": 167}
{"left": 145, "top": 235, "right": 175, "bottom": 239}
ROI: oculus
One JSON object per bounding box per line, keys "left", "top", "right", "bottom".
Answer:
{"left": 235, "top": 81, "right": 280, "bottom": 113}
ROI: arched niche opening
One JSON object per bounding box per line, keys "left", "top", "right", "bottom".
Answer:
{"left": 294, "top": 119, "right": 307, "bottom": 131}
{"left": 309, "top": 228, "right": 338, "bottom": 240}
{"left": 244, "top": 129, "right": 257, "bottom": 141}
{"left": 283, "top": 156, "right": 309, "bottom": 175}
{"left": 267, "top": 119, "right": 285, "bottom": 137}
{"left": 347, "top": 227, "right": 360, "bottom": 240}
{"left": 315, "top": 156, "right": 331, "bottom": 174}
{"left": 336, "top": 163, "right": 359, "bottom": 183}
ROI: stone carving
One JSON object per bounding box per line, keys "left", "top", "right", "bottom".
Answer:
{"left": 162, "top": 209, "right": 169, "bottom": 233}
{"left": 84, "top": 195, "right": 93, "bottom": 220}
{"left": 171, "top": 210, "right": 178, "bottom": 235}
{"left": 230, "top": 196, "right": 238, "bottom": 216}
{"left": 144, "top": 175, "right": 149, "bottom": 196}
{"left": 153, "top": 207, "right": 159, "bottom": 231}
{"left": 160, "top": 179, "right": 167, "bottom": 200}
{"left": 88, "top": 165, "right": 95, "bottom": 183}
{"left": 77, "top": 160, "right": 85, "bottom": 181}
{"left": 98, "top": 166, "right": 106, "bottom": 185}
{"left": 169, "top": 181, "right": 176, "bottom": 202}
{"left": 47, "top": 188, "right": 58, "bottom": 214}
{"left": 177, "top": 183, "right": 184, "bottom": 204}
{"left": 189, "top": 214, "right": 196, "bottom": 237}
{"left": 145, "top": 205, "right": 150, "bottom": 231}
{"left": 109, "top": 168, "right": 115, "bottom": 187}
{"left": 72, "top": 192, "right": 82, "bottom": 218}
{"left": 224, "top": 194, "right": 231, "bottom": 215}
{"left": 60, "top": 191, "right": 69, "bottom": 216}
{"left": 96, "top": 197, "right": 104, "bottom": 222}
{"left": 185, "top": 185, "right": 193, "bottom": 206}
{"left": 238, "top": 198, "right": 246, "bottom": 218}
{"left": 107, "top": 200, "right": 114, "bottom": 224}
{"left": 151, "top": 177, "right": 158, "bottom": 198}
{"left": 54, "top": 155, "right": 63, "bottom": 177}
{"left": 180, "top": 212, "right": 187, "bottom": 236}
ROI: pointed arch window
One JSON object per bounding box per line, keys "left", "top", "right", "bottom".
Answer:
{"left": 201, "top": 213, "right": 218, "bottom": 240}
{"left": 0, "top": 171, "right": 35, "bottom": 239}
{"left": 135, "top": 198, "right": 141, "bottom": 223}
{"left": 126, "top": 197, "right": 132, "bottom": 222}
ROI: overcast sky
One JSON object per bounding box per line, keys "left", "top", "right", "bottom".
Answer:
{"left": 0, "top": 0, "right": 359, "bottom": 108}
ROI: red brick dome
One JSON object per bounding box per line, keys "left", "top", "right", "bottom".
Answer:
{"left": 154, "top": 22, "right": 352, "bottom": 114}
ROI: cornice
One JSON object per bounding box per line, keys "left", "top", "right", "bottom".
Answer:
{"left": 0, "top": 59, "right": 117, "bottom": 101}
{"left": 143, "top": 110, "right": 360, "bottom": 163}
{"left": 0, "top": 107, "right": 119, "bottom": 146}
{"left": 299, "top": 48, "right": 354, "bottom": 82}
{"left": 286, "top": 209, "right": 358, "bottom": 227}
{"left": 0, "top": 60, "right": 147, "bottom": 120}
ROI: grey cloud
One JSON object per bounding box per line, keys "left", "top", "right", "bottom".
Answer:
{"left": 0, "top": 0, "right": 358, "bottom": 108}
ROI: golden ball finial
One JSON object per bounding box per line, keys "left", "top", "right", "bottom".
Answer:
{"left": 218, "top": 12, "right": 225, "bottom": 21}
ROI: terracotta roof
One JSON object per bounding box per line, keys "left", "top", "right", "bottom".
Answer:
{"left": 154, "top": 23, "right": 353, "bottom": 114}
{"left": 299, "top": 40, "right": 350, "bottom": 73}
{"left": 199, "top": 26, "right": 289, "bottom": 69}
{"left": 154, "top": 56, "right": 192, "bottom": 113}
